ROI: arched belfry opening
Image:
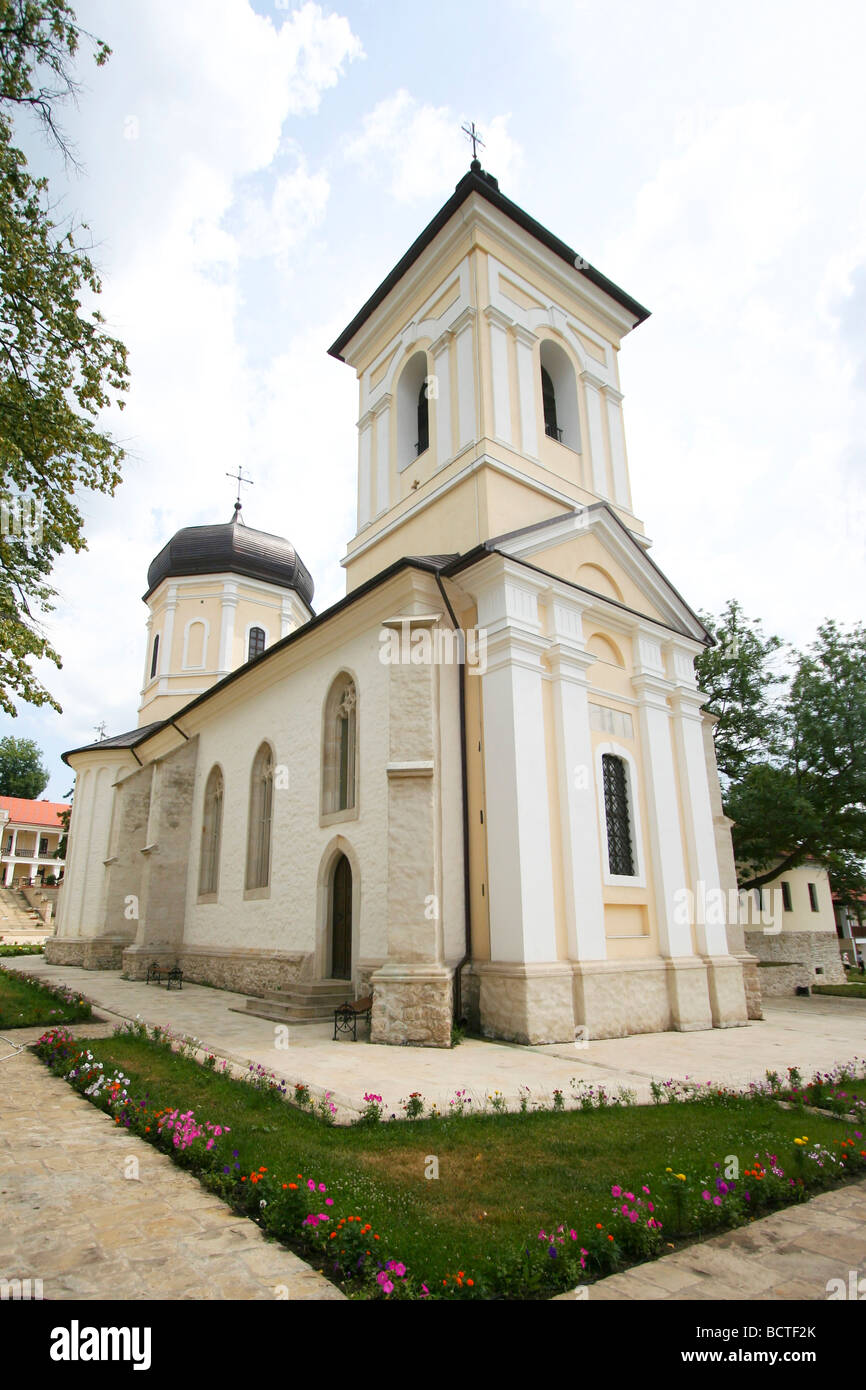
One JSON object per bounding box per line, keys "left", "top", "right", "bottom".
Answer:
{"left": 397, "top": 350, "right": 430, "bottom": 470}
{"left": 329, "top": 852, "right": 352, "bottom": 980}
{"left": 539, "top": 339, "right": 581, "bottom": 451}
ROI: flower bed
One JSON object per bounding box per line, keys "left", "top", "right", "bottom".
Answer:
{"left": 0, "top": 966, "right": 91, "bottom": 1027}
{"left": 31, "top": 1024, "right": 866, "bottom": 1300}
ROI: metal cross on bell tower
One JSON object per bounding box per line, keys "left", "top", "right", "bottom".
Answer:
{"left": 226, "top": 465, "right": 254, "bottom": 521}
{"left": 461, "top": 120, "right": 485, "bottom": 163}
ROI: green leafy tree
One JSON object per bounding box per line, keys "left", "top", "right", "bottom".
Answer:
{"left": 0, "top": 0, "right": 129, "bottom": 717}
{"left": 728, "top": 621, "right": 866, "bottom": 891}
{"left": 0, "top": 733, "right": 49, "bottom": 796}
{"left": 695, "top": 599, "right": 786, "bottom": 784}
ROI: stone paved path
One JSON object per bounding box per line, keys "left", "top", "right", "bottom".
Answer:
{"left": 0, "top": 1036, "right": 344, "bottom": 1301}
{"left": 556, "top": 1179, "right": 866, "bottom": 1300}
{"left": 2, "top": 956, "right": 865, "bottom": 1120}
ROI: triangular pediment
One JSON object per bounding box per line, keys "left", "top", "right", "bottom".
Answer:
{"left": 487, "top": 505, "right": 709, "bottom": 643}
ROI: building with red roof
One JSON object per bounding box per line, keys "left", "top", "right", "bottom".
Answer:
{"left": 0, "top": 796, "right": 69, "bottom": 887}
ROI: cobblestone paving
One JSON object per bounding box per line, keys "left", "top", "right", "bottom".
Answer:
{"left": 0, "top": 1039, "right": 344, "bottom": 1301}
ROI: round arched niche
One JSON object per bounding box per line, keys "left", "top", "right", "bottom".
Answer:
{"left": 576, "top": 563, "right": 623, "bottom": 602}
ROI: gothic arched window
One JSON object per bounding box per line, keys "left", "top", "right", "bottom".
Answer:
{"left": 149, "top": 633, "right": 160, "bottom": 680}
{"left": 602, "top": 753, "right": 635, "bottom": 877}
{"left": 248, "top": 626, "right": 266, "bottom": 661}
{"left": 245, "top": 743, "right": 274, "bottom": 890}
{"left": 322, "top": 674, "right": 357, "bottom": 816}
{"left": 198, "top": 765, "right": 224, "bottom": 897}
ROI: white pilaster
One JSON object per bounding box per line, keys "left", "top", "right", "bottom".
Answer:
{"left": 358, "top": 411, "right": 373, "bottom": 528}
{"left": 159, "top": 587, "right": 178, "bottom": 677}
{"left": 431, "top": 332, "right": 453, "bottom": 469}
{"left": 473, "top": 559, "right": 556, "bottom": 962}
{"left": 453, "top": 308, "right": 477, "bottom": 451}
{"left": 513, "top": 324, "right": 539, "bottom": 459}
{"left": 373, "top": 394, "right": 392, "bottom": 516}
{"left": 604, "top": 387, "right": 630, "bottom": 508}
{"left": 668, "top": 648, "right": 729, "bottom": 955}
{"left": 632, "top": 641, "right": 693, "bottom": 959}
{"left": 485, "top": 306, "right": 513, "bottom": 446}
{"left": 218, "top": 582, "right": 238, "bottom": 673}
{"left": 545, "top": 596, "right": 607, "bottom": 961}
{"left": 581, "top": 372, "right": 609, "bottom": 498}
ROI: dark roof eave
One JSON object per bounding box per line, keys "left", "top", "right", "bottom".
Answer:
{"left": 64, "top": 555, "right": 449, "bottom": 765}
{"left": 328, "top": 168, "right": 650, "bottom": 363}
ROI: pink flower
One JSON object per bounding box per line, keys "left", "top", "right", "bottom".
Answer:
{"left": 307, "top": 1179, "right": 316, "bottom": 1191}
{"left": 713, "top": 1196, "right": 722, "bottom": 1206}
{"left": 625, "top": 1192, "right": 635, "bottom": 1201}
{"left": 325, "top": 1197, "right": 334, "bottom": 1206}
{"left": 641, "top": 1185, "right": 650, "bottom": 1195}
{"left": 318, "top": 1183, "right": 326, "bottom": 1193}
{"left": 629, "top": 1211, "right": 638, "bottom": 1223}
{"left": 611, "top": 1185, "right": 622, "bottom": 1197}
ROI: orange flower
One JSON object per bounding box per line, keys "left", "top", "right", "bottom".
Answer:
{"left": 288, "top": 1183, "right": 298, "bottom": 1190}
{"left": 467, "top": 1279, "right": 474, "bottom": 1287}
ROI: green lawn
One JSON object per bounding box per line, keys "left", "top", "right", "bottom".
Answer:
{"left": 0, "top": 968, "right": 91, "bottom": 1028}
{"left": 34, "top": 1029, "right": 866, "bottom": 1298}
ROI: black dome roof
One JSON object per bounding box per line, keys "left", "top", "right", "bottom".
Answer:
{"left": 145, "top": 509, "right": 314, "bottom": 607}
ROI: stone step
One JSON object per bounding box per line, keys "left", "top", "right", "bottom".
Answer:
{"left": 229, "top": 1000, "right": 338, "bottom": 1026}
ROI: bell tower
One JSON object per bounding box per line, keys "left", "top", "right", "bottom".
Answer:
{"left": 329, "top": 158, "right": 651, "bottom": 592}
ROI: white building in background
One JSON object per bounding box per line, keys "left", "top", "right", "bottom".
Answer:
{"left": 47, "top": 158, "right": 757, "bottom": 1045}
{"left": 0, "top": 797, "right": 68, "bottom": 887}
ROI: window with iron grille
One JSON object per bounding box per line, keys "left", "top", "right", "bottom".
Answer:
{"left": 602, "top": 753, "right": 635, "bottom": 877}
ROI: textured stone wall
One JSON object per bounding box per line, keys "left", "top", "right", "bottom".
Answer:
{"left": 122, "top": 943, "right": 310, "bottom": 993}
{"left": 757, "top": 961, "right": 813, "bottom": 996}
{"left": 745, "top": 930, "right": 846, "bottom": 985}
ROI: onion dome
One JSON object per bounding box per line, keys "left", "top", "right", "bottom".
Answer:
{"left": 145, "top": 504, "right": 314, "bottom": 607}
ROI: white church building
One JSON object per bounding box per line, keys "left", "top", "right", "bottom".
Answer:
{"left": 47, "top": 159, "right": 759, "bottom": 1046}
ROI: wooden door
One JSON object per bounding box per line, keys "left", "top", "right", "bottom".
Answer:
{"left": 331, "top": 853, "right": 352, "bottom": 980}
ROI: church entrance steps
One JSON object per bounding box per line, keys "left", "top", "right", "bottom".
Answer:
{"left": 233, "top": 979, "right": 354, "bottom": 1025}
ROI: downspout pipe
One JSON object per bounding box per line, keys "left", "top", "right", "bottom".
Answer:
{"left": 435, "top": 573, "right": 473, "bottom": 1028}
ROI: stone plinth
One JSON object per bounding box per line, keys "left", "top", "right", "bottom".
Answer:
{"left": 370, "top": 964, "right": 453, "bottom": 1048}
{"left": 479, "top": 962, "right": 575, "bottom": 1045}
{"left": 705, "top": 955, "right": 749, "bottom": 1027}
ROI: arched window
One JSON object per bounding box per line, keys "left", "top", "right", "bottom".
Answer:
{"left": 149, "top": 634, "right": 160, "bottom": 680}
{"left": 245, "top": 743, "right": 274, "bottom": 890}
{"left": 539, "top": 339, "right": 581, "bottom": 450}
{"left": 601, "top": 753, "right": 635, "bottom": 877}
{"left": 396, "top": 351, "right": 429, "bottom": 471}
{"left": 198, "top": 765, "right": 224, "bottom": 897}
{"left": 248, "top": 626, "right": 266, "bottom": 661}
{"left": 322, "top": 674, "right": 357, "bottom": 815}
{"left": 541, "top": 366, "right": 560, "bottom": 441}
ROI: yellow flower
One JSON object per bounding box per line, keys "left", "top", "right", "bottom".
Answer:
{"left": 665, "top": 1167, "right": 672, "bottom": 1172}
{"left": 676, "top": 1173, "right": 686, "bottom": 1181}
{"left": 794, "top": 1138, "right": 804, "bottom": 1146}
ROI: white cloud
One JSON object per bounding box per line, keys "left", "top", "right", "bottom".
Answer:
{"left": 344, "top": 90, "right": 523, "bottom": 201}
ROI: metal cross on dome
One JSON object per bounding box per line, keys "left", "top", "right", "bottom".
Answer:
{"left": 226, "top": 465, "right": 254, "bottom": 516}
{"left": 461, "top": 120, "right": 485, "bottom": 161}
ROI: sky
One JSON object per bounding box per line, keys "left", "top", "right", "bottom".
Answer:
{"left": 3, "top": 0, "right": 865, "bottom": 800}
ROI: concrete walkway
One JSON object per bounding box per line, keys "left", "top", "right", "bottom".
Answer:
{"left": 557, "top": 1179, "right": 866, "bottom": 1300}
{"left": 3, "top": 957, "right": 864, "bottom": 1119}
{"left": 0, "top": 1033, "right": 343, "bottom": 1301}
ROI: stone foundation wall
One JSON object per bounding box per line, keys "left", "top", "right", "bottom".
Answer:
{"left": 370, "top": 967, "right": 453, "bottom": 1047}
{"left": 479, "top": 963, "right": 575, "bottom": 1045}
{"left": 459, "top": 962, "right": 481, "bottom": 1032}
{"left": 122, "top": 944, "right": 310, "bottom": 994}
{"left": 745, "top": 930, "right": 846, "bottom": 986}
{"left": 738, "top": 954, "right": 764, "bottom": 1019}
{"left": 757, "top": 961, "right": 813, "bottom": 996}
{"left": 44, "top": 939, "right": 87, "bottom": 967}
